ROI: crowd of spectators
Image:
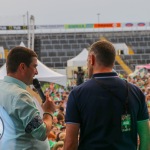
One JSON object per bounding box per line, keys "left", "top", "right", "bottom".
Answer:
{"left": 127, "top": 73, "right": 150, "bottom": 115}
{"left": 38, "top": 71, "right": 150, "bottom": 150}
{"left": 42, "top": 83, "right": 69, "bottom": 150}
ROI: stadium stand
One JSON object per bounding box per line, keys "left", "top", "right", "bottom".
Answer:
{"left": 0, "top": 30, "right": 150, "bottom": 75}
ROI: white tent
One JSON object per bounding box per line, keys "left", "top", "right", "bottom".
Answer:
{"left": 67, "top": 48, "right": 88, "bottom": 67}
{"left": 0, "top": 60, "right": 66, "bottom": 86}
{"left": 36, "top": 60, "right": 66, "bottom": 86}
{"left": 0, "top": 61, "right": 66, "bottom": 86}
{"left": 20, "top": 41, "right": 26, "bottom": 47}
{"left": 0, "top": 42, "right": 67, "bottom": 86}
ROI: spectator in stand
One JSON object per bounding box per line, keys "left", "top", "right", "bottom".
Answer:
{"left": 53, "top": 141, "right": 64, "bottom": 150}
{"left": 55, "top": 113, "right": 65, "bottom": 129}
{"left": 146, "top": 94, "right": 150, "bottom": 116}
{"left": 76, "top": 67, "right": 84, "bottom": 85}
{"left": 48, "top": 131, "right": 57, "bottom": 149}
{"left": 146, "top": 87, "right": 150, "bottom": 95}
{"left": 58, "top": 132, "right": 66, "bottom": 141}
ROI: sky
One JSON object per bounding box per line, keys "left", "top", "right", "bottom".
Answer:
{"left": 0, "top": 0, "right": 150, "bottom": 25}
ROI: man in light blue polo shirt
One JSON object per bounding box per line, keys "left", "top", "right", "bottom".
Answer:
{"left": 0, "top": 46, "right": 55, "bottom": 150}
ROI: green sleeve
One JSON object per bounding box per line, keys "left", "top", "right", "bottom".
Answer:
{"left": 137, "top": 120, "right": 150, "bottom": 150}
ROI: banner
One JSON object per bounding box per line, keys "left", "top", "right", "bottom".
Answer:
{"left": 94, "top": 23, "right": 121, "bottom": 28}
{"left": 137, "top": 22, "right": 145, "bottom": 27}
{"left": 0, "top": 26, "right": 28, "bottom": 30}
{"left": 64, "top": 24, "right": 86, "bottom": 29}
{"left": 36, "top": 25, "right": 64, "bottom": 29}
{"left": 122, "top": 22, "right": 148, "bottom": 28}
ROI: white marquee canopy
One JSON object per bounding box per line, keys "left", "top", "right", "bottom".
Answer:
{"left": 67, "top": 48, "right": 88, "bottom": 67}
{"left": 0, "top": 60, "right": 67, "bottom": 87}
{"left": 0, "top": 42, "right": 67, "bottom": 86}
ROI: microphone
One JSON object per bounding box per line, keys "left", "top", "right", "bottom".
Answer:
{"left": 33, "top": 78, "right": 46, "bottom": 103}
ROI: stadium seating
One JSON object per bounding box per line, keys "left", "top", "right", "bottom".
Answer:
{"left": 0, "top": 30, "right": 150, "bottom": 75}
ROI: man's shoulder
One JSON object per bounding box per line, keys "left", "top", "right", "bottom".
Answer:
{"left": 0, "top": 80, "right": 31, "bottom": 99}
{"left": 127, "top": 81, "right": 142, "bottom": 92}
{"left": 9, "top": 83, "right": 28, "bottom": 95}
{"left": 73, "top": 79, "right": 93, "bottom": 90}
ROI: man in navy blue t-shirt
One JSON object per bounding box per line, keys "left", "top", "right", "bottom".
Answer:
{"left": 64, "top": 40, "right": 150, "bottom": 150}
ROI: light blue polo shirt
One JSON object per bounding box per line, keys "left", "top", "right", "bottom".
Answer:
{"left": 0, "top": 76, "right": 50, "bottom": 150}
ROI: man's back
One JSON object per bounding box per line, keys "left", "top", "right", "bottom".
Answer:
{"left": 65, "top": 72, "right": 149, "bottom": 150}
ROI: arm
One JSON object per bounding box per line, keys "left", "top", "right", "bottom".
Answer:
{"left": 27, "top": 87, "right": 55, "bottom": 137}
{"left": 136, "top": 87, "right": 150, "bottom": 150}
{"left": 16, "top": 92, "right": 56, "bottom": 141}
{"left": 42, "top": 95, "right": 56, "bottom": 137}
{"left": 137, "top": 120, "right": 150, "bottom": 150}
{"left": 42, "top": 113, "right": 53, "bottom": 136}
{"left": 63, "top": 123, "right": 80, "bottom": 150}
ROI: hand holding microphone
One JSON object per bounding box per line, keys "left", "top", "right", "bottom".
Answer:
{"left": 42, "top": 93, "right": 56, "bottom": 113}
{"left": 33, "top": 78, "right": 56, "bottom": 113}
{"left": 33, "top": 78, "right": 46, "bottom": 103}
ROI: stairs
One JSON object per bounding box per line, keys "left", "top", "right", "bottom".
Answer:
{"left": 4, "top": 49, "right": 9, "bottom": 58}
{"left": 100, "top": 37, "right": 108, "bottom": 41}
{"left": 115, "top": 55, "right": 133, "bottom": 75}
{"left": 128, "top": 46, "right": 134, "bottom": 55}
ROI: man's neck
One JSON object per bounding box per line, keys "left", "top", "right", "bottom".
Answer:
{"left": 93, "top": 68, "right": 113, "bottom": 74}
{"left": 7, "top": 73, "right": 26, "bottom": 85}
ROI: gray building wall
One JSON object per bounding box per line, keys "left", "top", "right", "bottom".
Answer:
{"left": 0, "top": 30, "right": 150, "bottom": 74}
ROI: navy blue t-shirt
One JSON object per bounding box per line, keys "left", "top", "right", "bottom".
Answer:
{"left": 65, "top": 72, "right": 149, "bottom": 150}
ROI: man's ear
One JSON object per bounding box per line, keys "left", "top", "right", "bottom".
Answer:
{"left": 91, "top": 54, "right": 95, "bottom": 65}
{"left": 19, "top": 63, "right": 26, "bottom": 71}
